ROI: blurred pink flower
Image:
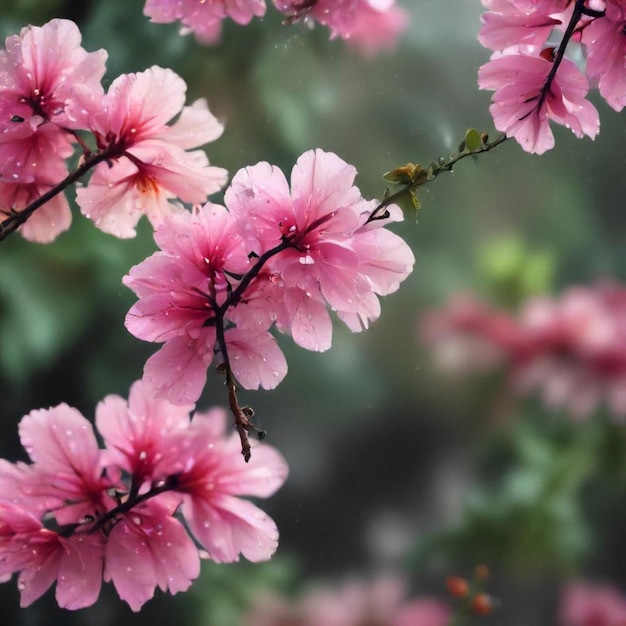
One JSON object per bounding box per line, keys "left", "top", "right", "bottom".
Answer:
{"left": 345, "top": 3, "right": 409, "bottom": 57}
{"left": 514, "top": 284, "right": 626, "bottom": 419}
{"left": 75, "top": 66, "right": 227, "bottom": 237}
{"left": 422, "top": 283, "right": 626, "bottom": 420}
{"left": 394, "top": 598, "right": 452, "bottom": 626}
{"left": 246, "top": 576, "right": 451, "bottom": 626}
{"left": 478, "top": 50, "right": 599, "bottom": 154}
{"left": 273, "top": 0, "right": 407, "bottom": 53}
{"left": 144, "top": 0, "right": 266, "bottom": 44}
{"left": 559, "top": 581, "right": 626, "bottom": 626}
{"left": 420, "top": 293, "right": 520, "bottom": 374}
{"left": 0, "top": 381, "right": 288, "bottom": 610}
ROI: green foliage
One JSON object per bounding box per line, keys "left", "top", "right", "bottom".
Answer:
{"left": 415, "top": 415, "right": 605, "bottom": 573}
{"left": 478, "top": 236, "right": 555, "bottom": 308}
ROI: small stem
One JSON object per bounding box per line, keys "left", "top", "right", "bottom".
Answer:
{"left": 218, "top": 238, "right": 293, "bottom": 316}
{"left": 89, "top": 477, "right": 177, "bottom": 534}
{"left": 528, "top": 0, "right": 604, "bottom": 119}
{"left": 57, "top": 477, "right": 177, "bottom": 538}
{"left": 367, "top": 133, "right": 509, "bottom": 223}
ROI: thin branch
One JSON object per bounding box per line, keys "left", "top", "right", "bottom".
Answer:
{"left": 0, "top": 150, "right": 111, "bottom": 242}
{"left": 367, "top": 132, "right": 509, "bottom": 223}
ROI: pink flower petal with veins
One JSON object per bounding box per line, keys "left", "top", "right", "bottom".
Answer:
{"left": 105, "top": 501, "right": 200, "bottom": 612}
{"left": 225, "top": 327, "right": 288, "bottom": 390}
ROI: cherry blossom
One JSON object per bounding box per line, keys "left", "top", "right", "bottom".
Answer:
{"left": 144, "top": 0, "right": 266, "bottom": 44}
{"left": 477, "top": 0, "right": 626, "bottom": 152}
{"left": 0, "top": 18, "right": 106, "bottom": 241}
{"left": 225, "top": 149, "right": 415, "bottom": 351}
{"left": 583, "top": 0, "right": 626, "bottom": 111}
{"left": 478, "top": 49, "right": 599, "bottom": 154}
{"left": 124, "top": 150, "right": 412, "bottom": 405}
{"left": 0, "top": 381, "right": 288, "bottom": 610}
{"left": 123, "top": 202, "right": 288, "bottom": 404}
{"left": 74, "top": 66, "right": 227, "bottom": 238}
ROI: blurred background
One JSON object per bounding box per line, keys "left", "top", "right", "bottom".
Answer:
{"left": 1, "top": 0, "right": 625, "bottom": 624}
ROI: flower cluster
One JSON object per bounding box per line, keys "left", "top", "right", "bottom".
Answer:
{"left": 245, "top": 576, "right": 451, "bottom": 626}
{"left": 0, "top": 19, "right": 226, "bottom": 242}
{"left": 421, "top": 283, "right": 626, "bottom": 420}
{"left": 478, "top": 0, "right": 626, "bottom": 154}
{"left": 559, "top": 581, "right": 626, "bottom": 626}
{"left": 124, "top": 148, "right": 415, "bottom": 406}
{"left": 144, "top": 0, "right": 408, "bottom": 54}
{"left": 0, "top": 380, "right": 288, "bottom": 611}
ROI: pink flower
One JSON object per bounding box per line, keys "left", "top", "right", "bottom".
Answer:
{"left": 583, "top": 1, "right": 626, "bottom": 111}
{"left": 156, "top": 408, "right": 288, "bottom": 562}
{"left": 0, "top": 18, "right": 106, "bottom": 241}
{"left": 559, "top": 581, "right": 626, "bottom": 626}
{"left": 144, "top": 0, "right": 266, "bottom": 44}
{"left": 422, "top": 283, "right": 626, "bottom": 420}
{"left": 0, "top": 18, "right": 106, "bottom": 145}
{"left": 95, "top": 379, "right": 195, "bottom": 486}
{"left": 95, "top": 382, "right": 289, "bottom": 564}
{"left": 514, "top": 284, "right": 626, "bottom": 419}
{"left": 0, "top": 382, "right": 289, "bottom": 610}
{"left": 18, "top": 404, "right": 114, "bottom": 525}
{"left": 478, "top": 49, "right": 600, "bottom": 154}
{"left": 420, "top": 293, "right": 520, "bottom": 374}
{"left": 0, "top": 502, "right": 104, "bottom": 609}
{"left": 225, "top": 149, "right": 415, "bottom": 351}
{"left": 75, "top": 66, "right": 227, "bottom": 237}
{"left": 124, "top": 202, "right": 288, "bottom": 404}
{"left": 0, "top": 179, "right": 71, "bottom": 243}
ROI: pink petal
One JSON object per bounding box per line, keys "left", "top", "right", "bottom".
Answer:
{"left": 105, "top": 505, "right": 199, "bottom": 612}
{"left": 96, "top": 379, "right": 193, "bottom": 478}
{"left": 18, "top": 405, "right": 101, "bottom": 484}
{"left": 213, "top": 437, "right": 289, "bottom": 498}
{"left": 55, "top": 534, "right": 104, "bottom": 610}
{"left": 225, "top": 327, "right": 288, "bottom": 390}
{"left": 290, "top": 149, "right": 361, "bottom": 232}
{"left": 184, "top": 495, "right": 279, "bottom": 563}
{"left": 285, "top": 287, "right": 333, "bottom": 352}
{"left": 159, "top": 98, "right": 224, "bottom": 149}
{"left": 142, "top": 333, "right": 214, "bottom": 405}
{"left": 104, "top": 66, "right": 187, "bottom": 140}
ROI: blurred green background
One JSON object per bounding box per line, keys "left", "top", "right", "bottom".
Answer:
{"left": 1, "top": 1, "right": 625, "bottom": 624}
